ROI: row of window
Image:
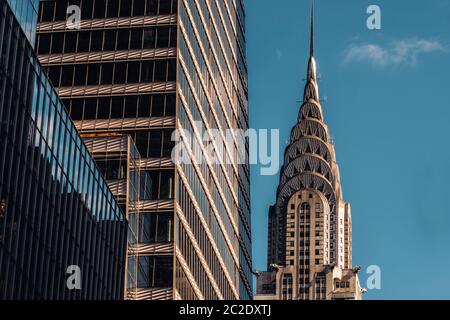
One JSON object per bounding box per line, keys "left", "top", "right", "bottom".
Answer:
{"left": 136, "top": 255, "right": 173, "bottom": 288}
{"left": 140, "top": 170, "right": 174, "bottom": 200}
{"left": 117, "top": 129, "right": 174, "bottom": 159}
{"left": 63, "top": 93, "right": 176, "bottom": 121}
{"left": 88, "top": 161, "right": 174, "bottom": 200}
{"left": 37, "top": 26, "right": 177, "bottom": 55}
{"left": 39, "top": 0, "right": 178, "bottom": 22}
{"left": 45, "top": 59, "right": 176, "bottom": 87}
{"left": 335, "top": 281, "right": 350, "bottom": 289}
{"left": 129, "top": 212, "right": 173, "bottom": 244}
{"left": 95, "top": 158, "right": 127, "bottom": 180}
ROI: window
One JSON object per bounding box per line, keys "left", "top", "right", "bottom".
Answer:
{"left": 83, "top": 99, "right": 97, "bottom": 119}
{"left": 60, "top": 66, "right": 74, "bottom": 86}
{"left": 138, "top": 95, "right": 151, "bottom": 117}
{"left": 130, "top": 29, "right": 143, "bottom": 49}
{"left": 141, "top": 61, "right": 153, "bottom": 82}
{"left": 97, "top": 98, "right": 111, "bottom": 118}
{"left": 51, "top": 33, "right": 64, "bottom": 53}
{"left": 135, "top": 212, "right": 173, "bottom": 244}
{"left": 143, "top": 28, "right": 156, "bottom": 48}
{"left": 168, "top": 59, "right": 176, "bottom": 81}
{"left": 70, "top": 100, "right": 84, "bottom": 120}
{"left": 120, "top": 0, "right": 132, "bottom": 17}
{"left": 170, "top": 25, "right": 177, "bottom": 47}
{"left": 48, "top": 67, "right": 61, "bottom": 87}
{"left": 127, "top": 62, "right": 140, "bottom": 83}
{"left": 101, "top": 63, "right": 114, "bottom": 85}
{"left": 87, "top": 64, "right": 100, "bottom": 85}
{"left": 137, "top": 256, "right": 173, "bottom": 288}
{"left": 156, "top": 27, "right": 169, "bottom": 48}
{"left": 114, "top": 62, "right": 126, "bottom": 84}
{"left": 74, "top": 65, "right": 87, "bottom": 86}
{"left": 41, "top": 1, "right": 55, "bottom": 22}
{"left": 158, "top": 0, "right": 172, "bottom": 14}
{"left": 149, "top": 130, "right": 162, "bottom": 157}
{"left": 152, "top": 94, "right": 165, "bottom": 116}
{"left": 166, "top": 94, "right": 176, "bottom": 115}
{"left": 38, "top": 34, "right": 51, "bottom": 54}
{"left": 91, "top": 30, "right": 103, "bottom": 51}
{"left": 77, "top": 31, "right": 90, "bottom": 52}
{"left": 110, "top": 97, "right": 124, "bottom": 118}
{"left": 94, "top": 0, "right": 106, "bottom": 18}
{"left": 104, "top": 30, "right": 116, "bottom": 51}
{"left": 146, "top": 0, "right": 158, "bottom": 15}
{"left": 64, "top": 32, "right": 77, "bottom": 53}
{"left": 54, "top": 1, "right": 68, "bottom": 20}
{"left": 159, "top": 171, "right": 173, "bottom": 199}
{"left": 81, "top": 0, "right": 94, "bottom": 19}
{"left": 134, "top": 131, "right": 149, "bottom": 157}
{"left": 124, "top": 96, "right": 138, "bottom": 117}
{"left": 139, "top": 170, "right": 174, "bottom": 200}
{"left": 96, "top": 159, "right": 127, "bottom": 180}
{"left": 106, "top": 0, "right": 119, "bottom": 18}
{"left": 154, "top": 60, "right": 167, "bottom": 81}
{"left": 117, "top": 29, "right": 130, "bottom": 50}
{"left": 133, "top": 0, "right": 146, "bottom": 16}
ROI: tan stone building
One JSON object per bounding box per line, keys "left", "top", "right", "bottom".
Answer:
{"left": 255, "top": 1, "right": 363, "bottom": 301}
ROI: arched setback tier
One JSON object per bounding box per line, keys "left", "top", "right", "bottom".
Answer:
{"left": 298, "top": 99, "right": 324, "bottom": 122}
{"left": 284, "top": 135, "right": 332, "bottom": 165}
{"left": 280, "top": 154, "right": 334, "bottom": 186}
{"left": 290, "top": 118, "right": 330, "bottom": 143}
{"left": 276, "top": 172, "right": 337, "bottom": 217}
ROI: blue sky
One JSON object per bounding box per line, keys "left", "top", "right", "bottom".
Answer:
{"left": 246, "top": 0, "right": 450, "bottom": 299}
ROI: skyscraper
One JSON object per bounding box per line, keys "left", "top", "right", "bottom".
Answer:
{"left": 255, "top": 1, "right": 363, "bottom": 300}
{"left": 36, "top": 0, "right": 252, "bottom": 300}
{"left": 0, "top": 0, "right": 127, "bottom": 299}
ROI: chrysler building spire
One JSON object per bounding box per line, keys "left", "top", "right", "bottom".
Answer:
{"left": 256, "top": 1, "right": 363, "bottom": 300}
{"left": 310, "top": 0, "right": 315, "bottom": 57}
{"left": 305, "top": 0, "right": 319, "bottom": 100}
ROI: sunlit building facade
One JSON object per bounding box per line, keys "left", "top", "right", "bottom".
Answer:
{"left": 36, "top": 0, "right": 251, "bottom": 300}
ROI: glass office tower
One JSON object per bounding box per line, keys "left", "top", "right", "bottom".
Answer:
{"left": 0, "top": 0, "right": 127, "bottom": 299}
{"left": 5, "top": 0, "right": 39, "bottom": 44}
{"left": 37, "top": 0, "right": 252, "bottom": 300}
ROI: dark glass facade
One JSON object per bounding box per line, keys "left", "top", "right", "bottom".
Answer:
{"left": 6, "top": 0, "right": 39, "bottom": 44}
{"left": 0, "top": 0, "right": 127, "bottom": 299}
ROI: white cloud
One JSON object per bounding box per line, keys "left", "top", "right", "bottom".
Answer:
{"left": 343, "top": 39, "right": 446, "bottom": 67}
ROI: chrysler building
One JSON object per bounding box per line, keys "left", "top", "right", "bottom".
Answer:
{"left": 255, "top": 1, "right": 363, "bottom": 300}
